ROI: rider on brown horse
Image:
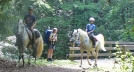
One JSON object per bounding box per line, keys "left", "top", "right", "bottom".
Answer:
{"left": 15, "top": 6, "right": 36, "bottom": 46}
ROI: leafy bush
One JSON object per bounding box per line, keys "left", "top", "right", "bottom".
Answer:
{"left": 113, "top": 43, "right": 134, "bottom": 72}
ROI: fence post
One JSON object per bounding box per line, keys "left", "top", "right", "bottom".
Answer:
{"left": 122, "top": 45, "right": 126, "bottom": 61}
{"left": 109, "top": 44, "right": 112, "bottom": 58}
{"left": 69, "top": 42, "right": 75, "bottom": 60}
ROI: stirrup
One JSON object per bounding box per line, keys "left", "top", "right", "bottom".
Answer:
{"left": 93, "top": 45, "right": 96, "bottom": 48}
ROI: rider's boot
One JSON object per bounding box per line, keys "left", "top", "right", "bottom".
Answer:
{"left": 89, "top": 36, "right": 96, "bottom": 48}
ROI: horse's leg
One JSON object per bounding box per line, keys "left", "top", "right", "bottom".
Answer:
{"left": 18, "top": 54, "right": 21, "bottom": 63}
{"left": 34, "top": 57, "right": 36, "bottom": 64}
{"left": 87, "top": 52, "right": 92, "bottom": 66}
{"left": 18, "top": 47, "right": 25, "bottom": 67}
{"left": 28, "top": 46, "right": 33, "bottom": 65}
{"left": 18, "top": 56, "right": 21, "bottom": 62}
{"left": 18, "top": 47, "right": 21, "bottom": 63}
{"left": 93, "top": 48, "right": 99, "bottom": 67}
{"left": 79, "top": 50, "right": 84, "bottom": 67}
{"left": 22, "top": 54, "right": 25, "bottom": 67}
{"left": 34, "top": 48, "right": 37, "bottom": 64}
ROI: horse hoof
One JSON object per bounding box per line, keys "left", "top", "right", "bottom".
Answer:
{"left": 93, "top": 64, "right": 97, "bottom": 67}
{"left": 28, "top": 62, "right": 31, "bottom": 65}
{"left": 89, "top": 64, "right": 92, "bottom": 66}
{"left": 79, "top": 65, "right": 82, "bottom": 67}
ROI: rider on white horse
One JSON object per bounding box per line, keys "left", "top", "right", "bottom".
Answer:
{"left": 86, "top": 17, "right": 96, "bottom": 48}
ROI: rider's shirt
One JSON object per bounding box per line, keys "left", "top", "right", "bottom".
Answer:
{"left": 86, "top": 24, "right": 96, "bottom": 33}
{"left": 24, "top": 14, "right": 36, "bottom": 28}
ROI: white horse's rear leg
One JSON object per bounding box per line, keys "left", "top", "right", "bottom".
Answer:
{"left": 80, "top": 50, "right": 84, "bottom": 67}
{"left": 93, "top": 49, "right": 99, "bottom": 67}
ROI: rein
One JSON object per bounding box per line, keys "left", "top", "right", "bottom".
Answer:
{"left": 80, "top": 38, "right": 87, "bottom": 44}
{"left": 77, "top": 32, "right": 88, "bottom": 44}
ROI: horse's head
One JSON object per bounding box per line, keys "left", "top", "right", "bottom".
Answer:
{"left": 17, "top": 19, "right": 25, "bottom": 36}
{"left": 70, "top": 29, "right": 80, "bottom": 43}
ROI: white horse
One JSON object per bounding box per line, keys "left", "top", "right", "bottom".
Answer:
{"left": 70, "top": 29, "right": 106, "bottom": 67}
{"left": 17, "top": 19, "right": 44, "bottom": 66}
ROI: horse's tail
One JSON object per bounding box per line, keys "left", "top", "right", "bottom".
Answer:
{"left": 97, "top": 34, "right": 106, "bottom": 51}
{"left": 36, "top": 36, "right": 44, "bottom": 57}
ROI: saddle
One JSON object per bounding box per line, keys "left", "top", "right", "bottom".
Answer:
{"left": 26, "top": 28, "right": 40, "bottom": 39}
{"left": 26, "top": 28, "right": 41, "bottom": 46}
{"left": 34, "top": 29, "right": 41, "bottom": 38}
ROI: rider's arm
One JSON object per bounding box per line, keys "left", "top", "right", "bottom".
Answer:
{"left": 86, "top": 29, "right": 87, "bottom": 32}
{"left": 86, "top": 24, "right": 91, "bottom": 34}
{"left": 86, "top": 24, "right": 88, "bottom": 32}
{"left": 90, "top": 30, "right": 94, "bottom": 33}
{"left": 31, "top": 16, "right": 36, "bottom": 29}
{"left": 31, "top": 21, "right": 36, "bottom": 29}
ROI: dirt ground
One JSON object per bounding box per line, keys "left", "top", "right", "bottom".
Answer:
{"left": 0, "top": 58, "right": 82, "bottom": 72}
{"left": 0, "top": 58, "right": 124, "bottom": 72}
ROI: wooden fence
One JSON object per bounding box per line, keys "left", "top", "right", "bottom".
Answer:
{"left": 69, "top": 41, "right": 134, "bottom": 60}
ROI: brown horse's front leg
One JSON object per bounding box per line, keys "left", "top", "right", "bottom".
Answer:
{"left": 22, "top": 54, "right": 25, "bottom": 67}
{"left": 18, "top": 47, "right": 25, "bottom": 67}
{"left": 34, "top": 48, "right": 37, "bottom": 64}
{"left": 18, "top": 54, "right": 21, "bottom": 63}
{"left": 28, "top": 46, "right": 33, "bottom": 65}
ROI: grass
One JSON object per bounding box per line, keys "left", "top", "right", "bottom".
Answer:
{"left": 36, "top": 59, "right": 79, "bottom": 67}
{"left": 23, "top": 58, "right": 79, "bottom": 66}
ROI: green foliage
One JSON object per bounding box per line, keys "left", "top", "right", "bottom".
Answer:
{"left": 113, "top": 43, "right": 134, "bottom": 72}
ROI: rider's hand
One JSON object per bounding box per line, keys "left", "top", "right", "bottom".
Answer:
{"left": 87, "top": 32, "right": 90, "bottom": 34}
{"left": 31, "top": 27, "right": 33, "bottom": 30}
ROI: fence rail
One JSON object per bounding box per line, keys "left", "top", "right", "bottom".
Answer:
{"left": 69, "top": 41, "right": 134, "bottom": 60}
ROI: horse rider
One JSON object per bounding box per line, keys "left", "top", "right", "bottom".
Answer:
{"left": 86, "top": 17, "right": 96, "bottom": 48}
{"left": 15, "top": 6, "right": 36, "bottom": 46}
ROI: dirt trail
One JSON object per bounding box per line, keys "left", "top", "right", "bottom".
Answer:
{"left": 0, "top": 58, "right": 81, "bottom": 72}
{"left": 0, "top": 58, "right": 121, "bottom": 72}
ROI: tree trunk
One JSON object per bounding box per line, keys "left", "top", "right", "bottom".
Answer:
{"left": 94, "top": 0, "right": 99, "bottom": 3}
{"left": 107, "top": 0, "right": 111, "bottom": 5}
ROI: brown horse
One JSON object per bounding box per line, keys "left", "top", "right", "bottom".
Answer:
{"left": 17, "top": 19, "right": 43, "bottom": 66}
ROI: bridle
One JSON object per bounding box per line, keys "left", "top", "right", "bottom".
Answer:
{"left": 17, "top": 25, "right": 26, "bottom": 37}
{"left": 74, "top": 30, "right": 88, "bottom": 44}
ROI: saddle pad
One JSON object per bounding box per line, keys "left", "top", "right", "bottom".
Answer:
{"left": 94, "top": 37, "right": 98, "bottom": 42}
{"left": 34, "top": 30, "right": 40, "bottom": 38}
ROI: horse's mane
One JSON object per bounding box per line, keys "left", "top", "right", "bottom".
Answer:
{"left": 78, "top": 28, "right": 87, "bottom": 35}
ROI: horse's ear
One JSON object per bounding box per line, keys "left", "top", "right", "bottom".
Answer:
{"left": 18, "top": 19, "right": 19, "bottom": 22}
{"left": 18, "top": 19, "right": 23, "bottom": 23}
{"left": 77, "top": 29, "right": 78, "bottom": 33}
